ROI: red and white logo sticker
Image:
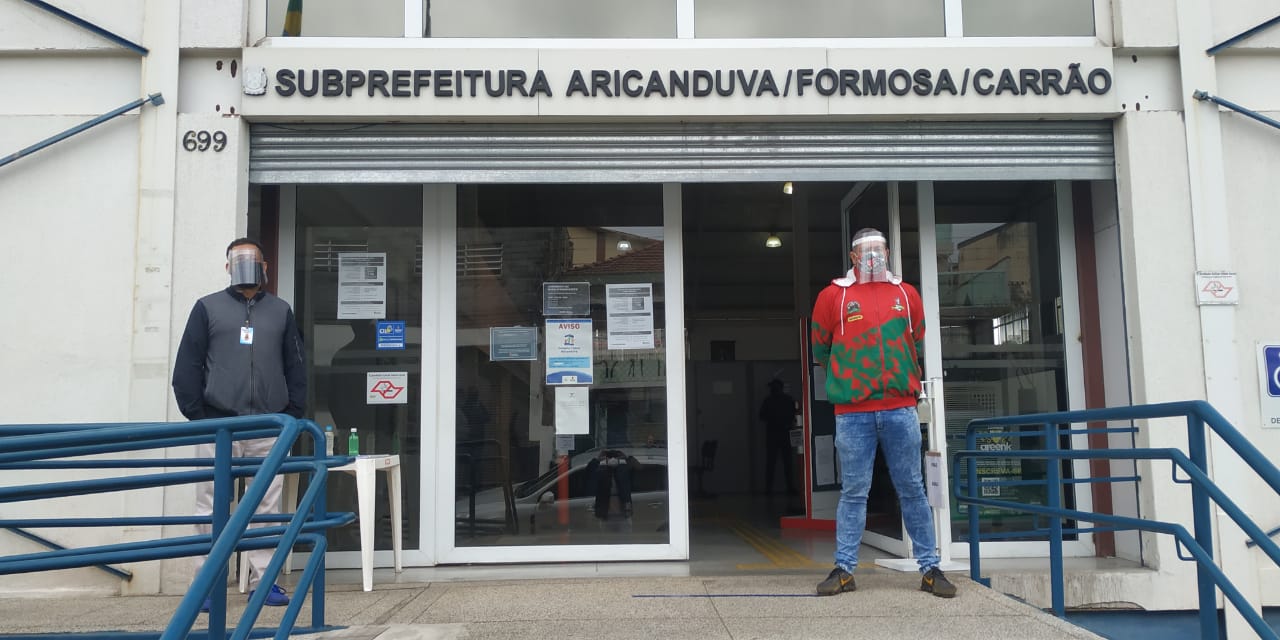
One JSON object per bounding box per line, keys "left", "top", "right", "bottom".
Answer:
{"left": 366, "top": 371, "right": 409, "bottom": 405}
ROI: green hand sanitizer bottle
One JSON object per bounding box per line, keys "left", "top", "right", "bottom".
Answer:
{"left": 348, "top": 428, "right": 359, "bottom": 455}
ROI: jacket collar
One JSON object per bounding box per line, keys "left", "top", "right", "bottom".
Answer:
{"left": 831, "top": 268, "right": 902, "bottom": 287}
{"left": 224, "top": 286, "right": 266, "bottom": 303}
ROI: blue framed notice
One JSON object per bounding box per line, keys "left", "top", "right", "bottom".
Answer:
{"left": 545, "top": 319, "right": 593, "bottom": 384}
{"left": 375, "top": 321, "right": 406, "bottom": 350}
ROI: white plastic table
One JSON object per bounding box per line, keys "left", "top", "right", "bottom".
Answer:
{"left": 242, "top": 454, "right": 403, "bottom": 593}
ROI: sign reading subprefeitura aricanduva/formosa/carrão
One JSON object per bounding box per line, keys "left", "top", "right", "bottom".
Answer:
{"left": 239, "top": 47, "right": 1120, "bottom": 117}
{"left": 268, "top": 65, "right": 1111, "bottom": 100}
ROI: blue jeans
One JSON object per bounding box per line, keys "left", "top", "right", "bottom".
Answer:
{"left": 833, "top": 406, "right": 940, "bottom": 573}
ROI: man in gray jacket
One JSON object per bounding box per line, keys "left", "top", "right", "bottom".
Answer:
{"left": 173, "top": 237, "right": 306, "bottom": 610}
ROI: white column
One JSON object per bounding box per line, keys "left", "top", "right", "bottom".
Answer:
{"left": 125, "top": 0, "right": 181, "bottom": 595}
{"left": 1174, "top": 0, "right": 1256, "bottom": 636}
{"left": 663, "top": 182, "right": 691, "bottom": 560}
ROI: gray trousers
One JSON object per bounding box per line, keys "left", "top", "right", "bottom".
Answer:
{"left": 192, "top": 437, "right": 285, "bottom": 590}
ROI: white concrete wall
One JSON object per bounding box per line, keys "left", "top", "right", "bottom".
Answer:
{"left": 1112, "top": 0, "right": 1178, "bottom": 47}
{"left": 0, "top": 5, "right": 148, "bottom": 592}
{"left": 1205, "top": 8, "right": 1280, "bottom": 597}
{"left": 1211, "top": 1, "right": 1280, "bottom": 51}
{"left": 1219, "top": 107, "right": 1280, "bottom": 598}
{"left": 1111, "top": 110, "right": 1205, "bottom": 610}
{"left": 0, "top": 1, "right": 144, "bottom": 52}
{"left": 159, "top": 105, "right": 251, "bottom": 593}
{"left": 180, "top": 0, "right": 248, "bottom": 49}
{"left": 1105, "top": 0, "right": 1280, "bottom": 611}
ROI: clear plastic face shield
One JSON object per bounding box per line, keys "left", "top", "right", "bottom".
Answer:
{"left": 227, "top": 246, "right": 266, "bottom": 289}
{"left": 851, "top": 229, "right": 890, "bottom": 284}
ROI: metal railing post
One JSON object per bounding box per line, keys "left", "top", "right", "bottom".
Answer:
{"left": 1045, "top": 422, "right": 1065, "bottom": 617}
{"left": 210, "top": 426, "right": 232, "bottom": 640}
{"left": 312, "top": 432, "right": 329, "bottom": 628}
{"left": 1187, "top": 414, "right": 1219, "bottom": 640}
{"left": 967, "top": 427, "right": 981, "bottom": 582}
{"left": 0, "top": 415, "right": 353, "bottom": 639}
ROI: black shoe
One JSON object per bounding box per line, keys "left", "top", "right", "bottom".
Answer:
{"left": 816, "top": 567, "right": 856, "bottom": 596}
{"left": 920, "top": 567, "right": 957, "bottom": 598}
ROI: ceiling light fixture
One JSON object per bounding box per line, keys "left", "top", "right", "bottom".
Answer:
{"left": 782, "top": 181, "right": 794, "bottom": 195}
{"left": 616, "top": 239, "right": 632, "bottom": 251}
{"left": 765, "top": 233, "right": 782, "bottom": 249}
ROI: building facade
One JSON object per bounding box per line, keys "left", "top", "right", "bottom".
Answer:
{"left": 2, "top": 0, "right": 1279, "bottom": 620}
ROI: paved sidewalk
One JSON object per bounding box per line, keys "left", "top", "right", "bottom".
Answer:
{"left": 0, "top": 572, "right": 1100, "bottom": 639}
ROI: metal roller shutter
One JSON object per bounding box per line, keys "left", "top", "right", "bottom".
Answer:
{"left": 249, "top": 121, "right": 1114, "bottom": 183}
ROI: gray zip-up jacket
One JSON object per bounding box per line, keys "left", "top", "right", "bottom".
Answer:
{"left": 172, "top": 287, "right": 306, "bottom": 420}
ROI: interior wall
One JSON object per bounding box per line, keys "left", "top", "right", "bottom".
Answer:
{"left": 1091, "top": 179, "right": 1141, "bottom": 562}
{"left": 689, "top": 359, "right": 802, "bottom": 495}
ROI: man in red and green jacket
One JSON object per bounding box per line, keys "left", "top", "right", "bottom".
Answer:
{"left": 810, "top": 228, "right": 956, "bottom": 598}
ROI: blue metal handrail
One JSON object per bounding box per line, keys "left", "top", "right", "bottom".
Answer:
{"left": 19, "top": 0, "right": 150, "bottom": 55}
{"left": 1206, "top": 14, "right": 1280, "bottom": 55}
{"left": 1193, "top": 91, "right": 1280, "bottom": 133}
{"left": 0, "top": 415, "right": 356, "bottom": 640}
{"left": 0, "top": 93, "right": 165, "bottom": 170}
{"left": 2, "top": 527, "right": 132, "bottom": 580}
{"left": 953, "top": 401, "right": 1280, "bottom": 640}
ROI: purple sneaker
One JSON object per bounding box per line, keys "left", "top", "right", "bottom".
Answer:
{"left": 250, "top": 583, "right": 290, "bottom": 607}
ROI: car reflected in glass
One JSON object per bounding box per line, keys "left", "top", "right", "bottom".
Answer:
{"left": 456, "top": 444, "right": 668, "bottom": 545}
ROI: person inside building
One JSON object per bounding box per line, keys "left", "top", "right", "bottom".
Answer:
{"left": 809, "top": 227, "right": 956, "bottom": 598}
{"left": 172, "top": 237, "right": 306, "bottom": 611}
{"left": 758, "top": 379, "right": 798, "bottom": 495}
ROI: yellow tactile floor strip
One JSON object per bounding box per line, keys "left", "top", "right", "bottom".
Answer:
{"left": 727, "top": 520, "right": 826, "bottom": 570}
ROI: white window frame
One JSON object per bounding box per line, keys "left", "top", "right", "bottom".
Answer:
{"left": 247, "top": 0, "right": 1107, "bottom": 45}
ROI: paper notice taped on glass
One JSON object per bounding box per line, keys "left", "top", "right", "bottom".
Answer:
{"left": 555, "top": 386, "right": 589, "bottom": 434}
{"left": 337, "top": 252, "right": 387, "bottom": 319}
{"left": 925, "top": 451, "right": 944, "bottom": 508}
{"left": 605, "top": 283, "right": 655, "bottom": 349}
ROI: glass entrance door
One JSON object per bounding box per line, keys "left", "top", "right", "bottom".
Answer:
{"left": 290, "top": 184, "right": 425, "bottom": 567}
{"left": 840, "top": 182, "right": 922, "bottom": 558}
{"left": 445, "top": 183, "right": 680, "bottom": 561}
{"left": 850, "top": 180, "right": 1092, "bottom": 561}
{"left": 926, "top": 180, "right": 1092, "bottom": 558}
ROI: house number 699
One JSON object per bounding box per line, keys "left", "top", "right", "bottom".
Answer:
{"left": 182, "top": 130, "right": 227, "bottom": 152}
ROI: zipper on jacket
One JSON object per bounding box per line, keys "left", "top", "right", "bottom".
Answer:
{"left": 875, "top": 286, "right": 886, "bottom": 394}
{"left": 245, "top": 298, "right": 256, "bottom": 413}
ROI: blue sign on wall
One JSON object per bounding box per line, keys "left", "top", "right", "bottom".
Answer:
{"left": 376, "top": 321, "right": 406, "bottom": 350}
{"left": 1266, "top": 345, "right": 1280, "bottom": 397}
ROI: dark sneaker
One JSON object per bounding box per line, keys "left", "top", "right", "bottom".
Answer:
{"left": 250, "top": 583, "right": 290, "bottom": 607}
{"left": 816, "top": 567, "right": 856, "bottom": 596}
{"left": 920, "top": 567, "right": 957, "bottom": 598}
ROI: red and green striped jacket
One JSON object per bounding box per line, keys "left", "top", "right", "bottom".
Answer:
{"left": 810, "top": 272, "right": 924, "bottom": 414}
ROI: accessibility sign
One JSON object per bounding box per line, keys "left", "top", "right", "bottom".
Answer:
{"left": 1259, "top": 344, "right": 1280, "bottom": 428}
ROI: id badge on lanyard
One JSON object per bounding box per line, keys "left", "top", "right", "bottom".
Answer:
{"left": 240, "top": 326, "right": 254, "bottom": 345}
